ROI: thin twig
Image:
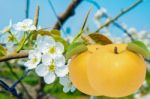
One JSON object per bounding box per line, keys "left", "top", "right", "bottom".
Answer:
{"left": 33, "top": 4, "right": 40, "bottom": 27}
{"left": 25, "top": 0, "right": 30, "bottom": 18}
{"left": 0, "top": 80, "right": 22, "bottom": 99}
{"left": 95, "top": 0, "right": 143, "bottom": 32}
{"left": 85, "top": 0, "right": 134, "bottom": 40}
{"left": 11, "top": 70, "right": 30, "bottom": 88}
{"left": 48, "top": 0, "right": 66, "bottom": 33}
{"left": 53, "top": 0, "right": 82, "bottom": 30}
{"left": 5, "top": 62, "right": 32, "bottom": 99}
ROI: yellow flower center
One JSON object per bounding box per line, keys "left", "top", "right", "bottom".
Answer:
{"left": 32, "top": 58, "right": 37, "bottom": 64}
{"left": 49, "top": 47, "right": 56, "bottom": 54}
{"left": 22, "top": 24, "right": 27, "bottom": 28}
{"left": 48, "top": 63, "right": 56, "bottom": 72}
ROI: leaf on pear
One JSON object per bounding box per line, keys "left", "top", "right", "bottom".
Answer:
{"left": 89, "top": 33, "right": 113, "bottom": 45}
{"left": 0, "top": 45, "right": 7, "bottom": 56}
{"left": 65, "top": 42, "right": 88, "bottom": 60}
{"left": 127, "top": 40, "right": 150, "bottom": 58}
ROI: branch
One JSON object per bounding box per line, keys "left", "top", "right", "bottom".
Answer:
{"left": 0, "top": 50, "right": 28, "bottom": 62}
{"left": 95, "top": 0, "right": 143, "bottom": 32}
{"left": 33, "top": 4, "right": 40, "bottom": 27}
{"left": 5, "top": 62, "right": 32, "bottom": 99}
{"left": 0, "top": 1, "right": 81, "bottom": 62}
{"left": 25, "top": 0, "right": 30, "bottom": 18}
{"left": 0, "top": 5, "right": 39, "bottom": 62}
{"left": 53, "top": 0, "right": 82, "bottom": 30}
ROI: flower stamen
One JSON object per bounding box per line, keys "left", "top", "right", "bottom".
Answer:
{"left": 48, "top": 63, "right": 56, "bottom": 72}
{"left": 49, "top": 47, "right": 56, "bottom": 54}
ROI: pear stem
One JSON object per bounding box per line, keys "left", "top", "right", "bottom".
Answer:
{"left": 114, "top": 46, "right": 118, "bottom": 54}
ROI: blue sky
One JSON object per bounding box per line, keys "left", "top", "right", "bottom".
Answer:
{"left": 0, "top": 0, "right": 149, "bottom": 37}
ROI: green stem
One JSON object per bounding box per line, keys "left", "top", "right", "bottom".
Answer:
{"left": 8, "top": 31, "right": 19, "bottom": 44}
{"left": 16, "top": 31, "right": 33, "bottom": 52}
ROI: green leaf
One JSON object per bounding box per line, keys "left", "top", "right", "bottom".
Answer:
{"left": 127, "top": 40, "right": 150, "bottom": 58}
{"left": 65, "top": 42, "right": 88, "bottom": 60}
{"left": 0, "top": 45, "right": 7, "bottom": 56}
{"left": 32, "top": 29, "right": 61, "bottom": 40}
{"left": 51, "top": 34, "right": 69, "bottom": 52}
{"left": 16, "top": 33, "right": 26, "bottom": 52}
{"left": 89, "top": 33, "right": 113, "bottom": 45}
{"left": 72, "top": 8, "right": 92, "bottom": 43}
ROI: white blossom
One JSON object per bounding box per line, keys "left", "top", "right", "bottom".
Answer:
{"left": 94, "top": 7, "right": 107, "bottom": 19}
{"left": 59, "top": 76, "right": 76, "bottom": 93}
{"left": 36, "top": 35, "right": 55, "bottom": 53}
{"left": 137, "top": 31, "right": 147, "bottom": 39}
{"left": 94, "top": 7, "right": 107, "bottom": 28}
{"left": 13, "top": 19, "right": 36, "bottom": 31}
{"left": 35, "top": 54, "right": 68, "bottom": 84}
{"left": 36, "top": 35, "right": 64, "bottom": 58}
{"left": 24, "top": 50, "right": 41, "bottom": 69}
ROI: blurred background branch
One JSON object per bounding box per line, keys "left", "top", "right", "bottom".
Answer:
{"left": 5, "top": 62, "right": 32, "bottom": 99}
{"left": 96, "top": 0, "right": 143, "bottom": 32}
{"left": 33, "top": 5, "right": 40, "bottom": 27}
{"left": 53, "top": 0, "right": 82, "bottom": 30}
{"left": 25, "top": 0, "right": 30, "bottom": 18}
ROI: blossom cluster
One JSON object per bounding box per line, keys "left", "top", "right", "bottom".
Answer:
{"left": 0, "top": 19, "right": 36, "bottom": 53}
{"left": 24, "top": 35, "right": 68, "bottom": 83}
{"left": 0, "top": 19, "right": 75, "bottom": 93}
{"left": 24, "top": 34, "right": 75, "bottom": 92}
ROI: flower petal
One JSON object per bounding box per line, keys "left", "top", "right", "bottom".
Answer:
{"left": 23, "top": 19, "right": 33, "bottom": 26}
{"left": 43, "top": 36, "right": 55, "bottom": 45}
{"left": 24, "top": 60, "right": 37, "bottom": 69}
{"left": 63, "top": 86, "right": 70, "bottom": 93}
{"left": 55, "top": 65, "right": 68, "bottom": 77}
{"left": 35, "top": 64, "right": 49, "bottom": 77}
{"left": 44, "top": 72, "right": 56, "bottom": 84}
{"left": 59, "top": 76, "right": 71, "bottom": 86}
{"left": 42, "top": 54, "right": 52, "bottom": 65}
{"left": 28, "top": 50, "right": 41, "bottom": 60}
{"left": 36, "top": 35, "right": 55, "bottom": 53}
{"left": 54, "top": 55, "right": 65, "bottom": 67}
{"left": 29, "top": 25, "right": 36, "bottom": 31}
{"left": 55, "top": 42, "right": 64, "bottom": 54}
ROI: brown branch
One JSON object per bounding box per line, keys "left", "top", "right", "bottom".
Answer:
{"left": 33, "top": 4, "right": 40, "bottom": 27}
{"left": 0, "top": 51, "right": 28, "bottom": 62}
{"left": 96, "top": 0, "right": 143, "bottom": 32}
{"left": 53, "top": 0, "right": 82, "bottom": 30}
